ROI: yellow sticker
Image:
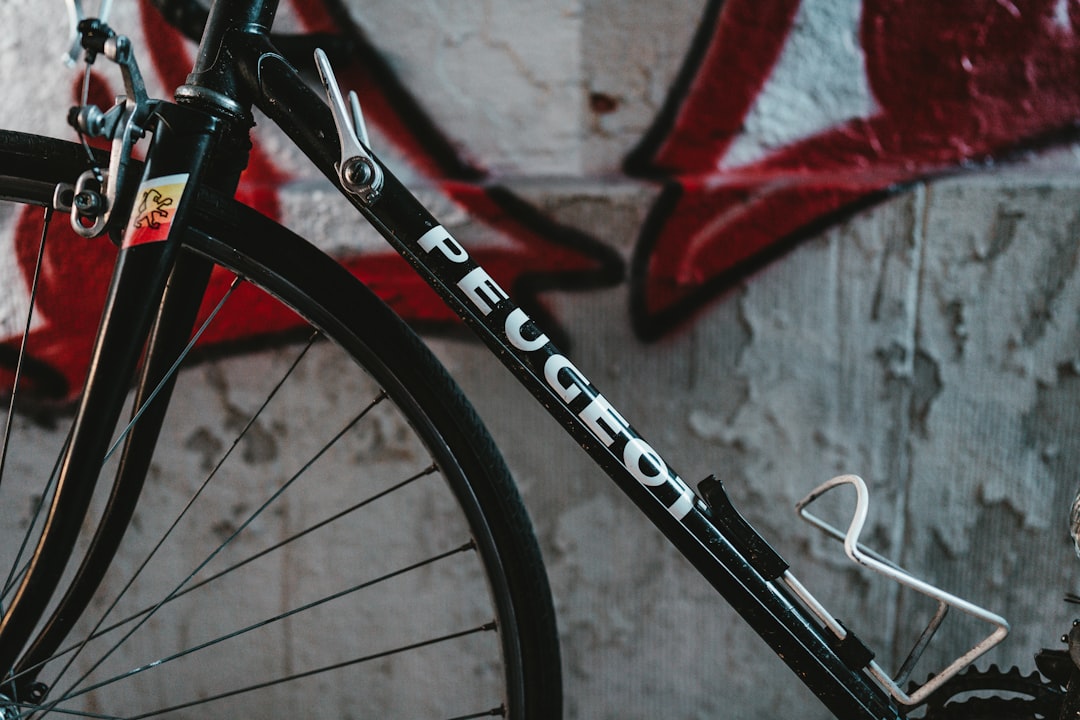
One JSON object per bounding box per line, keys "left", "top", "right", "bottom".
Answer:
{"left": 123, "top": 173, "right": 190, "bottom": 248}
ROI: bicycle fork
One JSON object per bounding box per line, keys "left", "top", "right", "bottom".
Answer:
{"left": 0, "top": 102, "right": 227, "bottom": 703}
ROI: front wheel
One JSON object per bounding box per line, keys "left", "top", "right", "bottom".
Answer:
{"left": 0, "top": 130, "right": 562, "bottom": 718}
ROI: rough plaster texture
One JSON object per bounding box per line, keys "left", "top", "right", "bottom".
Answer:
{"left": 2, "top": 1, "right": 1080, "bottom": 718}
{"left": 461, "top": 173, "right": 1080, "bottom": 718}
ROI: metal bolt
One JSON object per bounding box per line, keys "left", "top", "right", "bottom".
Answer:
{"left": 341, "top": 157, "right": 374, "bottom": 189}
{"left": 73, "top": 191, "right": 103, "bottom": 215}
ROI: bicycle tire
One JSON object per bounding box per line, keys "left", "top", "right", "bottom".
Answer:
{"left": 0, "top": 129, "right": 562, "bottom": 719}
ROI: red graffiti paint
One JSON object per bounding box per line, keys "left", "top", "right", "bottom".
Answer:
{"left": 1, "top": 0, "right": 619, "bottom": 401}
{"left": 286, "top": 0, "right": 620, "bottom": 325}
{"left": 7, "top": 0, "right": 1080, "bottom": 398}
{"left": 628, "top": 0, "right": 1080, "bottom": 338}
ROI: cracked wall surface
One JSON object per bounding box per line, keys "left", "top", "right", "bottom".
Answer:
{"left": 445, "top": 174, "right": 1080, "bottom": 718}
{"left": 3, "top": 1, "right": 1080, "bottom": 718}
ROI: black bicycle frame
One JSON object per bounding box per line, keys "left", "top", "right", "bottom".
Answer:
{"left": 3, "top": 1, "right": 906, "bottom": 717}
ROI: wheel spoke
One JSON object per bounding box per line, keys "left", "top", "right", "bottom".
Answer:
{"left": 25, "top": 463, "right": 439, "bottom": 673}
{"left": 45, "top": 542, "right": 479, "bottom": 713}
{"left": 120, "top": 621, "right": 499, "bottom": 720}
{"left": 0, "top": 206, "right": 57, "bottom": 610}
{"left": 0, "top": 133, "right": 558, "bottom": 719}
{"left": 0, "top": 426, "right": 70, "bottom": 605}
{"left": 0, "top": 206, "right": 49, "bottom": 492}
{"left": 11, "top": 701, "right": 120, "bottom": 719}
{"left": 18, "top": 276, "right": 254, "bottom": 693}
{"left": 48, "top": 389, "right": 391, "bottom": 704}
{"left": 102, "top": 275, "right": 242, "bottom": 464}
{"left": 446, "top": 710, "right": 507, "bottom": 720}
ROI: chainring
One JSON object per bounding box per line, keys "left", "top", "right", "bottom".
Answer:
{"left": 918, "top": 665, "right": 1065, "bottom": 719}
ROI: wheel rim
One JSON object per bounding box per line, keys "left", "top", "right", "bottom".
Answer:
{"left": 0, "top": 180, "right": 537, "bottom": 718}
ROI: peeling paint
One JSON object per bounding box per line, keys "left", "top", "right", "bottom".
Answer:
{"left": 977, "top": 205, "right": 1023, "bottom": 262}
{"left": 910, "top": 349, "right": 943, "bottom": 438}
{"left": 1024, "top": 363, "right": 1080, "bottom": 513}
{"left": 944, "top": 299, "right": 968, "bottom": 358}
{"left": 1019, "top": 209, "right": 1080, "bottom": 345}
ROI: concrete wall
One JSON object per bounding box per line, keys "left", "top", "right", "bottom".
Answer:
{"left": 4, "top": 0, "right": 1080, "bottom": 717}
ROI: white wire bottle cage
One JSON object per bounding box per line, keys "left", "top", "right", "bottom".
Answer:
{"left": 789, "top": 474, "right": 1009, "bottom": 706}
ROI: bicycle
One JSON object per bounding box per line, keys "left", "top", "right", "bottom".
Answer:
{"left": 0, "top": 0, "right": 1075, "bottom": 717}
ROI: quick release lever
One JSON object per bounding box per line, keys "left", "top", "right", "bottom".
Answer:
{"left": 314, "top": 49, "right": 384, "bottom": 205}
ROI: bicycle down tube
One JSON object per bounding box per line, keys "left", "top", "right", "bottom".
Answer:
{"left": 216, "top": 10, "right": 905, "bottom": 720}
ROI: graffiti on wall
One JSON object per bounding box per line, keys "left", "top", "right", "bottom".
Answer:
{"left": 3, "top": 0, "right": 624, "bottom": 401}
{"left": 626, "top": 0, "right": 1080, "bottom": 338}
{"left": 4, "top": 0, "right": 1080, "bottom": 400}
